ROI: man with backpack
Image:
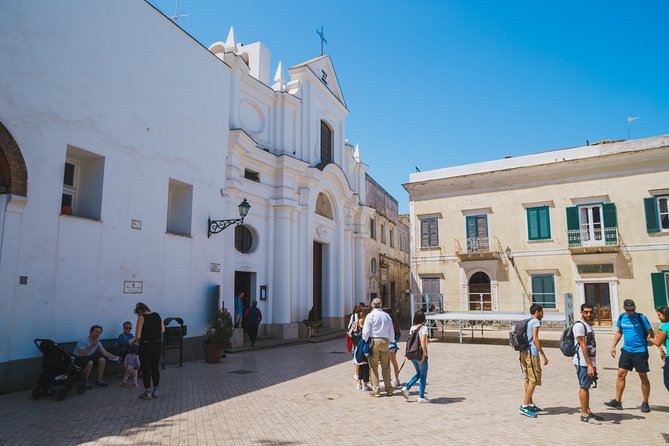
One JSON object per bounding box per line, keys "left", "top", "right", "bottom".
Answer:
{"left": 572, "top": 303, "right": 603, "bottom": 424}
{"left": 518, "top": 304, "right": 549, "bottom": 418}
{"left": 604, "top": 299, "right": 655, "bottom": 413}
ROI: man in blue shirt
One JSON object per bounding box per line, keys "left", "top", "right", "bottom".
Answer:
{"left": 605, "top": 299, "right": 655, "bottom": 413}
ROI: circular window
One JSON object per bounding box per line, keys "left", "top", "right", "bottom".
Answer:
{"left": 235, "top": 225, "right": 253, "bottom": 253}
{"left": 371, "top": 258, "right": 377, "bottom": 274}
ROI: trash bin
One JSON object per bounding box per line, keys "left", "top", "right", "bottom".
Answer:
{"left": 162, "top": 318, "right": 186, "bottom": 369}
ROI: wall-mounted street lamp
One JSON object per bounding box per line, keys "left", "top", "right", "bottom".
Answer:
{"left": 505, "top": 246, "right": 515, "bottom": 267}
{"left": 207, "top": 198, "right": 251, "bottom": 238}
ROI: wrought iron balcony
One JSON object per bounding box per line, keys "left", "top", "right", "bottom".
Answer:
{"left": 455, "top": 237, "right": 500, "bottom": 261}
{"left": 467, "top": 236, "right": 490, "bottom": 253}
{"left": 567, "top": 227, "right": 619, "bottom": 253}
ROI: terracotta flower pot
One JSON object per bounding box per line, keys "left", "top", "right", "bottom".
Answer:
{"left": 203, "top": 343, "right": 222, "bottom": 364}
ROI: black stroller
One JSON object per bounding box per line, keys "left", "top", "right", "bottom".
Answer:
{"left": 32, "top": 339, "right": 87, "bottom": 401}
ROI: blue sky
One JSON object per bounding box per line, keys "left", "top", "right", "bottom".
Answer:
{"left": 150, "top": 0, "right": 669, "bottom": 213}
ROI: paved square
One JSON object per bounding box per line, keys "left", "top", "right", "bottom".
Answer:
{"left": 0, "top": 332, "right": 667, "bottom": 445}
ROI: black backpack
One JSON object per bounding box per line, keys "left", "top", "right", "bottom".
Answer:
{"left": 405, "top": 327, "right": 423, "bottom": 360}
{"left": 509, "top": 318, "right": 532, "bottom": 351}
{"left": 559, "top": 321, "right": 586, "bottom": 357}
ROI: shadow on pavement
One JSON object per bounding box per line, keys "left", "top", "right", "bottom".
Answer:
{"left": 428, "top": 396, "right": 466, "bottom": 405}
{"left": 0, "top": 339, "right": 353, "bottom": 445}
{"left": 602, "top": 412, "right": 646, "bottom": 424}
{"left": 540, "top": 406, "right": 646, "bottom": 424}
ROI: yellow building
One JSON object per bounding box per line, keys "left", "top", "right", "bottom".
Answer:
{"left": 403, "top": 135, "right": 669, "bottom": 326}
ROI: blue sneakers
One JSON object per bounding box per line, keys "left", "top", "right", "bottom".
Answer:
{"left": 518, "top": 406, "right": 537, "bottom": 418}
{"left": 528, "top": 404, "right": 543, "bottom": 412}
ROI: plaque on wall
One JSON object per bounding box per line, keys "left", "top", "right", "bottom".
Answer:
{"left": 577, "top": 264, "right": 614, "bottom": 274}
{"left": 124, "top": 281, "right": 143, "bottom": 294}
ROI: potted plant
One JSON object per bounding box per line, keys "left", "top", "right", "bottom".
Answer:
{"left": 203, "top": 307, "right": 233, "bottom": 363}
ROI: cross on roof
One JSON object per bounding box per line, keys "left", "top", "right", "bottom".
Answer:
{"left": 316, "top": 26, "right": 327, "bottom": 56}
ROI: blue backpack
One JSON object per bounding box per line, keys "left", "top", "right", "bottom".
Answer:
{"left": 354, "top": 338, "right": 371, "bottom": 363}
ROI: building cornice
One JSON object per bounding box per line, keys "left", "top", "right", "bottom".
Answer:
{"left": 405, "top": 143, "right": 669, "bottom": 200}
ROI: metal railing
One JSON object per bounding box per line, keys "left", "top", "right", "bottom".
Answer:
{"left": 567, "top": 227, "right": 618, "bottom": 247}
{"left": 411, "top": 292, "right": 564, "bottom": 314}
{"left": 466, "top": 236, "right": 490, "bottom": 253}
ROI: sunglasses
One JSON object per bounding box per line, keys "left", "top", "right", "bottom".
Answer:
{"left": 123, "top": 326, "right": 132, "bottom": 329}
{"left": 582, "top": 311, "right": 593, "bottom": 314}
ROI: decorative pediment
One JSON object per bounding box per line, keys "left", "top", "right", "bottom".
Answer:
{"left": 289, "top": 55, "right": 346, "bottom": 107}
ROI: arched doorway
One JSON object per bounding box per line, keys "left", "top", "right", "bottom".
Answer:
{"left": 0, "top": 121, "right": 28, "bottom": 196}
{"left": 469, "top": 271, "right": 491, "bottom": 310}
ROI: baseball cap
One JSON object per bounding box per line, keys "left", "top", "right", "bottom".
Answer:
{"left": 623, "top": 299, "right": 636, "bottom": 310}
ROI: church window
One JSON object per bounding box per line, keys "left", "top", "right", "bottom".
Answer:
{"left": 319, "top": 121, "right": 332, "bottom": 169}
{"left": 61, "top": 146, "right": 105, "bottom": 220}
{"left": 244, "top": 169, "right": 260, "bottom": 182}
{"left": 370, "top": 218, "right": 376, "bottom": 240}
{"left": 381, "top": 223, "right": 386, "bottom": 244}
{"left": 166, "top": 178, "right": 193, "bottom": 236}
{"left": 235, "top": 225, "right": 253, "bottom": 253}
{"left": 371, "top": 258, "right": 377, "bottom": 274}
{"left": 389, "top": 227, "right": 394, "bottom": 248}
{"left": 315, "top": 192, "right": 334, "bottom": 219}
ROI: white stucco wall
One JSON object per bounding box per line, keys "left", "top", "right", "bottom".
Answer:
{"left": 0, "top": 0, "right": 232, "bottom": 361}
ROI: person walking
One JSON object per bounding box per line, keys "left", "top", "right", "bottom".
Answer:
{"left": 518, "top": 304, "right": 549, "bottom": 418}
{"left": 400, "top": 310, "right": 430, "bottom": 403}
{"left": 245, "top": 300, "right": 262, "bottom": 347}
{"left": 362, "top": 297, "right": 395, "bottom": 397}
{"left": 605, "top": 299, "right": 656, "bottom": 413}
{"left": 234, "top": 292, "right": 245, "bottom": 328}
{"left": 135, "top": 302, "right": 164, "bottom": 400}
{"left": 647, "top": 306, "right": 669, "bottom": 392}
{"left": 348, "top": 302, "right": 365, "bottom": 380}
{"left": 384, "top": 308, "right": 402, "bottom": 387}
{"left": 573, "top": 303, "right": 603, "bottom": 424}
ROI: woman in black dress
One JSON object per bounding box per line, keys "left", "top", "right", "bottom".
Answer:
{"left": 135, "top": 302, "right": 165, "bottom": 400}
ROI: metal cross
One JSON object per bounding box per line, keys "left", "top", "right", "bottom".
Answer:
{"left": 316, "top": 26, "right": 327, "bottom": 56}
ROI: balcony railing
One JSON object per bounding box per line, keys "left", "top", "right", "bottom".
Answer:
{"left": 567, "top": 227, "right": 618, "bottom": 247}
{"left": 466, "top": 236, "right": 490, "bottom": 253}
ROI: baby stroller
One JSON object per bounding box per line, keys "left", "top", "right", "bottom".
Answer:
{"left": 32, "top": 339, "right": 87, "bottom": 401}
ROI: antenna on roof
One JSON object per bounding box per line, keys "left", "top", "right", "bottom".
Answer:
{"left": 625, "top": 116, "right": 639, "bottom": 140}
{"left": 316, "top": 26, "right": 327, "bottom": 56}
{"left": 170, "top": 0, "right": 190, "bottom": 22}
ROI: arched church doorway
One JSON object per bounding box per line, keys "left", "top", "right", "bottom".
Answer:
{"left": 469, "top": 271, "right": 491, "bottom": 310}
{"left": 0, "top": 121, "right": 28, "bottom": 196}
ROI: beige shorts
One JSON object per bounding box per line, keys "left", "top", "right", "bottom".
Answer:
{"left": 520, "top": 351, "right": 542, "bottom": 385}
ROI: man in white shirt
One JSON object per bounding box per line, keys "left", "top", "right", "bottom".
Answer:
{"left": 573, "top": 303, "right": 603, "bottom": 424}
{"left": 362, "top": 298, "right": 395, "bottom": 397}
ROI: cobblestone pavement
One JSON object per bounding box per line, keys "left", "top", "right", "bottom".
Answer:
{"left": 0, "top": 332, "right": 668, "bottom": 446}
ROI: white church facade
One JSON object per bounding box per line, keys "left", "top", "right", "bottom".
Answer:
{"left": 0, "top": 0, "right": 386, "bottom": 392}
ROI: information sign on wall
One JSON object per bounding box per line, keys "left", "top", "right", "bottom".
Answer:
{"left": 124, "top": 281, "right": 143, "bottom": 294}
{"left": 577, "top": 264, "right": 614, "bottom": 274}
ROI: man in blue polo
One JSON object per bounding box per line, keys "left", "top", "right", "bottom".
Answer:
{"left": 605, "top": 299, "right": 655, "bottom": 413}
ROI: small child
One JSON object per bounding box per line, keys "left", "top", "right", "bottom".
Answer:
{"left": 353, "top": 310, "right": 371, "bottom": 391}
{"left": 118, "top": 321, "right": 140, "bottom": 386}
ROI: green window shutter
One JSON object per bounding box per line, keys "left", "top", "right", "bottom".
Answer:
{"left": 566, "top": 206, "right": 580, "bottom": 246}
{"left": 429, "top": 219, "right": 438, "bottom": 247}
{"left": 644, "top": 197, "right": 660, "bottom": 233}
{"left": 538, "top": 207, "right": 551, "bottom": 239}
{"left": 531, "top": 275, "right": 543, "bottom": 297}
{"left": 420, "top": 220, "right": 429, "bottom": 247}
{"left": 466, "top": 216, "right": 476, "bottom": 238}
{"left": 527, "top": 208, "right": 539, "bottom": 240}
{"left": 602, "top": 203, "right": 617, "bottom": 228}
{"left": 651, "top": 272, "right": 668, "bottom": 309}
